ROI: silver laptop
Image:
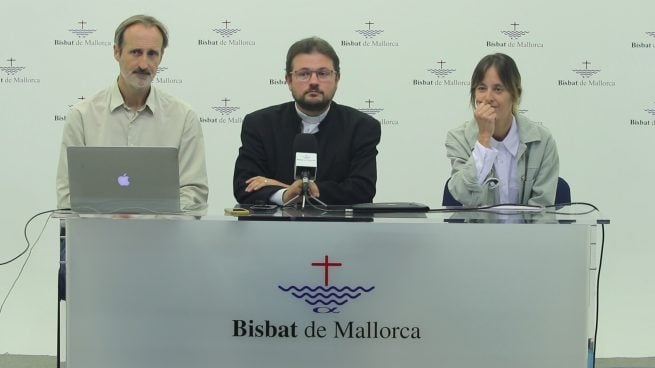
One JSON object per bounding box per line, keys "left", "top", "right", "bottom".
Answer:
{"left": 67, "top": 146, "right": 181, "bottom": 214}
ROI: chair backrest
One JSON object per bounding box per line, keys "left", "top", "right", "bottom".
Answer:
{"left": 555, "top": 177, "right": 571, "bottom": 205}
{"left": 442, "top": 178, "right": 462, "bottom": 206}
{"left": 442, "top": 176, "right": 571, "bottom": 206}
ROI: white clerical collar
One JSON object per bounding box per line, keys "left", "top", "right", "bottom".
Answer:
{"left": 295, "top": 103, "right": 330, "bottom": 134}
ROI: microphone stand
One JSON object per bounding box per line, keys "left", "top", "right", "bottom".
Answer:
{"left": 283, "top": 172, "right": 326, "bottom": 209}
{"left": 301, "top": 176, "right": 308, "bottom": 209}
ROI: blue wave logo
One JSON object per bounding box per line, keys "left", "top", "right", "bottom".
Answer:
{"left": 279, "top": 255, "right": 375, "bottom": 313}
{"left": 279, "top": 285, "right": 375, "bottom": 306}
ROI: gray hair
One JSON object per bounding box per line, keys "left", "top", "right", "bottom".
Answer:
{"left": 114, "top": 15, "right": 168, "bottom": 52}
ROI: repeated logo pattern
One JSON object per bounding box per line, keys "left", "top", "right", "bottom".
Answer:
{"left": 0, "top": 58, "right": 25, "bottom": 76}
{"left": 355, "top": 21, "right": 384, "bottom": 39}
{"left": 359, "top": 100, "right": 384, "bottom": 116}
{"left": 572, "top": 61, "right": 601, "bottom": 78}
{"left": 213, "top": 20, "right": 241, "bottom": 38}
{"left": 212, "top": 98, "right": 240, "bottom": 115}
{"left": 644, "top": 104, "right": 655, "bottom": 116}
{"left": 427, "top": 60, "right": 456, "bottom": 78}
{"left": 500, "top": 22, "right": 529, "bottom": 39}
{"left": 68, "top": 20, "right": 97, "bottom": 38}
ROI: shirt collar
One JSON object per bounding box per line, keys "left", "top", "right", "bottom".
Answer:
{"left": 295, "top": 103, "right": 330, "bottom": 134}
{"left": 492, "top": 116, "right": 519, "bottom": 156}
{"left": 295, "top": 103, "right": 330, "bottom": 125}
{"left": 109, "top": 80, "right": 155, "bottom": 114}
{"left": 109, "top": 82, "right": 124, "bottom": 112}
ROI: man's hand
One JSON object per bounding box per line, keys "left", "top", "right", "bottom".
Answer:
{"left": 282, "top": 180, "right": 320, "bottom": 204}
{"left": 244, "top": 176, "right": 288, "bottom": 193}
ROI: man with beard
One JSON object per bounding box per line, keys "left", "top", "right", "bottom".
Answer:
{"left": 56, "top": 14, "right": 209, "bottom": 214}
{"left": 233, "top": 36, "right": 381, "bottom": 205}
{"left": 54, "top": 15, "right": 209, "bottom": 318}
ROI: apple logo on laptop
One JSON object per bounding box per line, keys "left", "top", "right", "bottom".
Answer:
{"left": 117, "top": 173, "right": 130, "bottom": 187}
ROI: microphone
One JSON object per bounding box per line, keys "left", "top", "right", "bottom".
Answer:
{"left": 293, "top": 134, "right": 318, "bottom": 206}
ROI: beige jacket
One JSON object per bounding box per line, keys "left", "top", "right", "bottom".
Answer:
{"left": 445, "top": 114, "right": 559, "bottom": 207}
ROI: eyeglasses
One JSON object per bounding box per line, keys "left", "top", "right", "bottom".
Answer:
{"left": 290, "top": 68, "right": 337, "bottom": 82}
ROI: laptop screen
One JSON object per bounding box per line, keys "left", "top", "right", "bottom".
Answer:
{"left": 67, "top": 146, "right": 181, "bottom": 214}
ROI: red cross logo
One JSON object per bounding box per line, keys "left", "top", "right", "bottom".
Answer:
{"left": 311, "top": 255, "right": 342, "bottom": 286}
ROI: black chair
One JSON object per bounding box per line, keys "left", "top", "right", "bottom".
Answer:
{"left": 442, "top": 178, "right": 463, "bottom": 206}
{"left": 442, "top": 177, "right": 571, "bottom": 206}
{"left": 554, "top": 177, "right": 571, "bottom": 205}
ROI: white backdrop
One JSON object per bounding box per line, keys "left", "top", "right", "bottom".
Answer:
{"left": 1, "top": 0, "right": 653, "bottom": 358}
